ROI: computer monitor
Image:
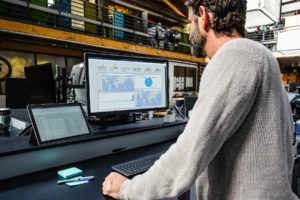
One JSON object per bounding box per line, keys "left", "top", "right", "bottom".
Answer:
{"left": 85, "top": 53, "right": 169, "bottom": 116}
{"left": 184, "top": 96, "right": 198, "bottom": 112}
{"left": 24, "top": 63, "right": 56, "bottom": 104}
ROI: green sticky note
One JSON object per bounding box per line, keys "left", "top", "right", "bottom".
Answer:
{"left": 58, "top": 167, "right": 83, "bottom": 179}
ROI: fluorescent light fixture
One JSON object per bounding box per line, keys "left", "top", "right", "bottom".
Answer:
{"left": 277, "top": 29, "right": 300, "bottom": 56}
{"left": 246, "top": 0, "right": 281, "bottom": 28}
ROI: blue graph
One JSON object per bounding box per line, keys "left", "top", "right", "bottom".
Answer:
{"left": 145, "top": 78, "right": 153, "bottom": 87}
{"left": 137, "top": 90, "right": 162, "bottom": 107}
{"left": 102, "top": 75, "right": 134, "bottom": 92}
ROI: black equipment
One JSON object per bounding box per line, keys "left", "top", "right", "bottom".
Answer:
{"left": 164, "top": 29, "right": 181, "bottom": 51}
{"left": 55, "top": 65, "right": 62, "bottom": 103}
{"left": 24, "top": 63, "right": 56, "bottom": 104}
{"left": 289, "top": 83, "right": 300, "bottom": 93}
{"left": 61, "top": 67, "right": 67, "bottom": 103}
{"left": 184, "top": 96, "right": 198, "bottom": 113}
{"left": 5, "top": 77, "right": 28, "bottom": 109}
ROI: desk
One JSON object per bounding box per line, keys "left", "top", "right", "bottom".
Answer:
{"left": 0, "top": 117, "right": 186, "bottom": 180}
{"left": 0, "top": 140, "right": 192, "bottom": 200}
{"left": 0, "top": 112, "right": 189, "bottom": 199}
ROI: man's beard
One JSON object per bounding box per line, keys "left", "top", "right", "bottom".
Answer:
{"left": 190, "top": 24, "right": 207, "bottom": 57}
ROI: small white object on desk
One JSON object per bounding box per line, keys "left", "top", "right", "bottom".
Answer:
{"left": 11, "top": 117, "right": 29, "bottom": 130}
{"left": 164, "top": 113, "right": 176, "bottom": 123}
{"left": 148, "top": 111, "right": 154, "bottom": 119}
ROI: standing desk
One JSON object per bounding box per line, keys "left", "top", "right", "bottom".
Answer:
{"left": 0, "top": 116, "right": 190, "bottom": 199}
{"left": 0, "top": 140, "right": 193, "bottom": 200}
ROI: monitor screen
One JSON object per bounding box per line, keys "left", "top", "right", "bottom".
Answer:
{"left": 24, "top": 63, "right": 56, "bottom": 104}
{"left": 85, "top": 53, "right": 169, "bottom": 116}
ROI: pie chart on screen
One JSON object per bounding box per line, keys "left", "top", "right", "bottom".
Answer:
{"left": 145, "top": 77, "right": 153, "bottom": 87}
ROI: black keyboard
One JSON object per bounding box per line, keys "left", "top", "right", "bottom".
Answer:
{"left": 112, "top": 152, "right": 163, "bottom": 177}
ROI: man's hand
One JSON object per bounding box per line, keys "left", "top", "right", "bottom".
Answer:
{"left": 102, "top": 172, "right": 128, "bottom": 199}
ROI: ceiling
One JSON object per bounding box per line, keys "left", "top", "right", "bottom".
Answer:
{"left": 111, "top": 0, "right": 189, "bottom": 26}
{"left": 150, "top": 0, "right": 188, "bottom": 17}
{"left": 112, "top": 0, "right": 300, "bottom": 71}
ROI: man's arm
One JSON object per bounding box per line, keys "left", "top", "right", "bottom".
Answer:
{"left": 119, "top": 47, "right": 261, "bottom": 199}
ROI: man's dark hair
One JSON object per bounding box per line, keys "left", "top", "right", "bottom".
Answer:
{"left": 185, "top": 0, "right": 247, "bottom": 37}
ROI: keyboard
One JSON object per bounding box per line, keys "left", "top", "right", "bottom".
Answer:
{"left": 112, "top": 152, "right": 163, "bottom": 177}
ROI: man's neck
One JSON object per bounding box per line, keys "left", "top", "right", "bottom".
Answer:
{"left": 205, "top": 31, "right": 242, "bottom": 59}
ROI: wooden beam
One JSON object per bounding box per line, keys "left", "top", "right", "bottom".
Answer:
{"left": 162, "top": 0, "right": 186, "bottom": 18}
{"left": 0, "top": 19, "right": 205, "bottom": 63}
{"left": 0, "top": 40, "right": 84, "bottom": 57}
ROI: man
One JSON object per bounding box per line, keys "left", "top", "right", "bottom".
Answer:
{"left": 103, "top": 0, "right": 298, "bottom": 199}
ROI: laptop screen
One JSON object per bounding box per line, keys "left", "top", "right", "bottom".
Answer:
{"left": 27, "top": 103, "right": 91, "bottom": 145}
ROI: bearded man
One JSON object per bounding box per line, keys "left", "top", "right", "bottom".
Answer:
{"left": 102, "top": 0, "right": 297, "bottom": 199}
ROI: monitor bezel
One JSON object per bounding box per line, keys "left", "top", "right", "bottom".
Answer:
{"left": 27, "top": 103, "right": 92, "bottom": 145}
{"left": 84, "top": 53, "right": 169, "bottom": 116}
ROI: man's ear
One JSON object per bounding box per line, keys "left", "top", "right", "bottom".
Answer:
{"left": 199, "top": 6, "right": 210, "bottom": 32}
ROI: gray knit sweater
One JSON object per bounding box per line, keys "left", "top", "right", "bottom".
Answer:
{"left": 120, "top": 38, "right": 298, "bottom": 200}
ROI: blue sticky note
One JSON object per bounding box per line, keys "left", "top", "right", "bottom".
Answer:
{"left": 66, "top": 181, "right": 89, "bottom": 187}
{"left": 58, "top": 167, "right": 83, "bottom": 179}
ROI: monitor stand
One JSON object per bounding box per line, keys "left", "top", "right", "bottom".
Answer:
{"left": 88, "top": 113, "right": 139, "bottom": 129}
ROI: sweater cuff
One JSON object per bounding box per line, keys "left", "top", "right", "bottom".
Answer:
{"left": 120, "top": 179, "right": 131, "bottom": 200}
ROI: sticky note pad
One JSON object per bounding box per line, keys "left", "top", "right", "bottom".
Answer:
{"left": 58, "top": 167, "right": 83, "bottom": 179}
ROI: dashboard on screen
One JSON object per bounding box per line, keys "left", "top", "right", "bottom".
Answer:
{"left": 85, "top": 53, "right": 169, "bottom": 116}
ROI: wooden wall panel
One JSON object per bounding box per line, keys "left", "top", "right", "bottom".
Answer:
{"left": 0, "top": 19, "right": 206, "bottom": 63}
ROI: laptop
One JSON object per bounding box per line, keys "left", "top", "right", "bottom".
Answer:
{"left": 27, "top": 103, "right": 92, "bottom": 145}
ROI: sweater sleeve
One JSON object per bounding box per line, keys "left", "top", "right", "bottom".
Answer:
{"left": 120, "top": 46, "right": 261, "bottom": 200}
